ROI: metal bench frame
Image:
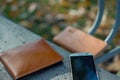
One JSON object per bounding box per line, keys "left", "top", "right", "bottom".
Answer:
{"left": 89, "top": 0, "right": 105, "bottom": 35}
{"left": 96, "top": 0, "right": 120, "bottom": 64}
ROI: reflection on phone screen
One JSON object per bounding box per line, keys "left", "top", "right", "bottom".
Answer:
{"left": 71, "top": 56, "right": 98, "bottom": 80}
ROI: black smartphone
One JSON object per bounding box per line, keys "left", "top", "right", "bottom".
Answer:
{"left": 70, "top": 53, "right": 99, "bottom": 80}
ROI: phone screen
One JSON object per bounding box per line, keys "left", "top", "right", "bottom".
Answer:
{"left": 70, "top": 55, "right": 99, "bottom": 80}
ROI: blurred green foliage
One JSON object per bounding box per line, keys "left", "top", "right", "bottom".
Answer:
{"left": 0, "top": 0, "right": 97, "bottom": 40}
{"left": 0, "top": 0, "right": 116, "bottom": 42}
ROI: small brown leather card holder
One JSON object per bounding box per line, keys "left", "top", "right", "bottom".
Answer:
{"left": 0, "top": 39, "right": 63, "bottom": 80}
{"left": 53, "top": 26, "right": 107, "bottom": 56}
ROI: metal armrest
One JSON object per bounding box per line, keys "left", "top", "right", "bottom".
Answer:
{"left": 95, "top": 0, "right": 120, "bottom": 64}
{"left": 105, "top": 0, "right": 120, "bottom": 44}
{"left": 89, "top": 0, "right": 104, "bottom": 35}
{"left": 95, "top": 47, "right": 120, "bottom": 64}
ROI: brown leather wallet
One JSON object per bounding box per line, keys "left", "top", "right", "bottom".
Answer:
{"left": 0, "top": 39, "right": 63, "bottom": 80}
{"left": 53, "top": 26, "right": 107, "bottom": 56}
